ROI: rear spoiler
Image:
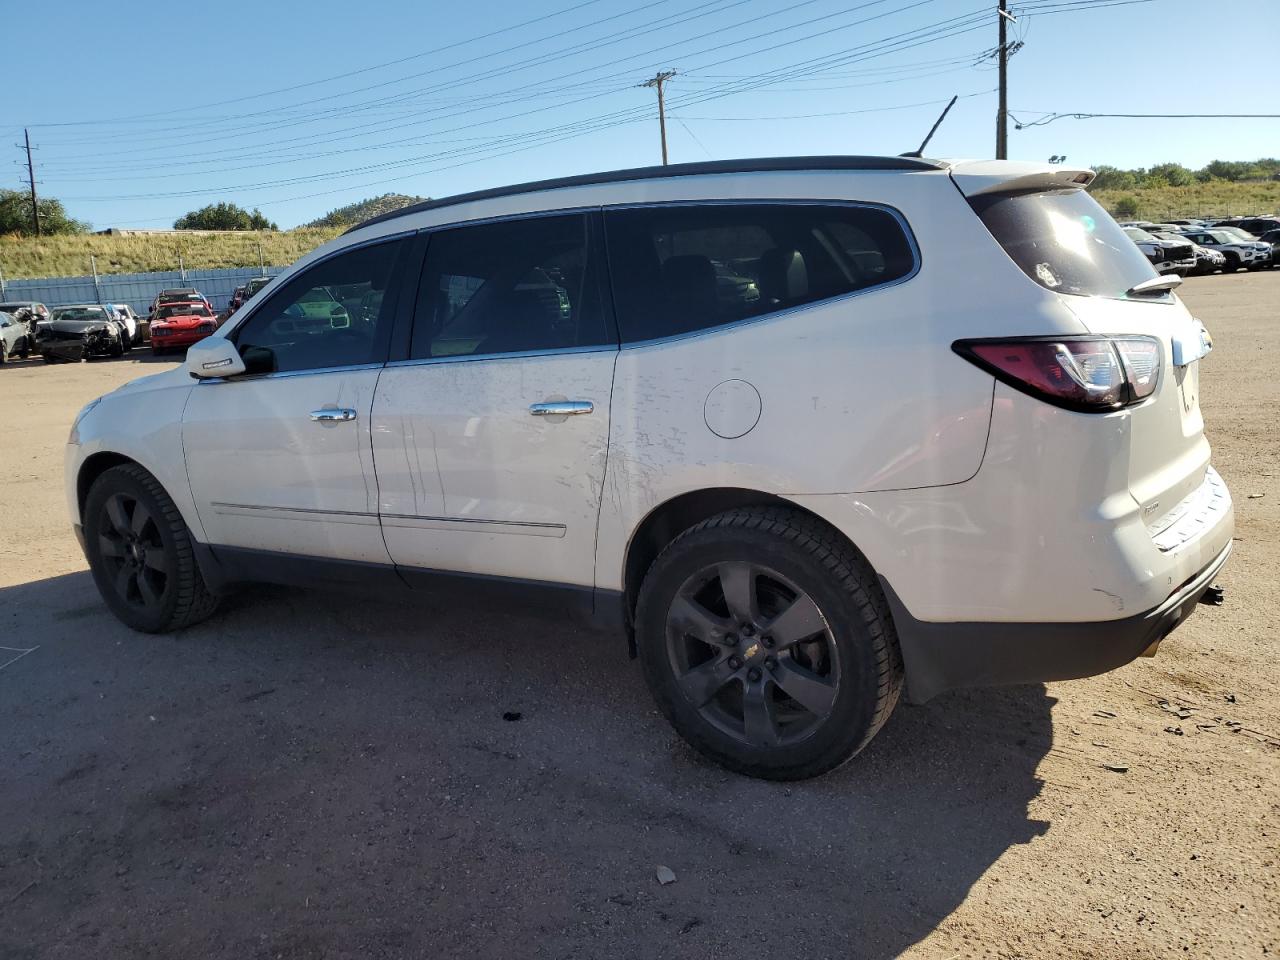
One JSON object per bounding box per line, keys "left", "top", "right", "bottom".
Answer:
{"left": 944, "top": 160, "right": 1096, "bottom": 198}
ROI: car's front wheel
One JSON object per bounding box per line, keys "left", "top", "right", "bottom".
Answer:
{"left": 636, "top": 507, "right": 903, "bottom": 780}
{"left": 84, "top": 463, "right": 220, "bottom": 633}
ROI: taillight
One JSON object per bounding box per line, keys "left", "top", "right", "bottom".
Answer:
{"left": 953, "top": 336, "right": 1162, "bottom": 412}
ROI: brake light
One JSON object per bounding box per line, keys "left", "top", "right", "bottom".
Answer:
{"left": 953, "top": 336, "right": 1162, "bottom": 412}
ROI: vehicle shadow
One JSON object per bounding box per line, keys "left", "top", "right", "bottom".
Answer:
{"left": 0, "top": 571, "right": 1053, "bottom": 959}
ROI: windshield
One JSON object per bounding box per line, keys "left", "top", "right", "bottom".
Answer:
{"left": 52, "top": 307, "right": 108, "bottom": 323}
{"left": 246, "top": 278, "right": 272, "bottom": 295}
{"left": 1217, "top": 227, "right": 1256, "bottom": 240}
{"left": 1123, "top": 227, "right": 1157, "bottom": 242}
{"left": 971, "top": 189, "right": 1160, "bottom": 299}
{"left": 157, "top": 303, "right": 211, "bottom": 319}
{"left": 1207, "top": 232, "right": 1238, "bottom": 244}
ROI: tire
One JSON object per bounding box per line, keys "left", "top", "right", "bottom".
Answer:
{"left": 17, "top": 338, "right": 29, "bottom": 359}
{"left": 0, "top": 344, "right": 7, "bottom": 364}
{"left": 83, "top": 463, "right": 220, "bottom": 633}
{"left": 152, "top": 346, "right": 165, "bottom": 357}
{"left": 41, "top": 351, "right": 54, "bottom": 363}
{"left": 635, "top": 506, "right": 903, "bottom": 780}
{"left": 1223, "top": 254, "right": 1241, "bottom": 273}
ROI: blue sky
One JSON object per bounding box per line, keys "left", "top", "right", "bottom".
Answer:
{"left": 5, "top": 0, "right": 1277, "bottom": 230}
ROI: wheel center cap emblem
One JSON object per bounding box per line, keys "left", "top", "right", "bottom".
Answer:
{"left": 742, "top": 641, "right": 761, "bottom": 662}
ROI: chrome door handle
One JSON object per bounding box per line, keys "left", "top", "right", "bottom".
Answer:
{"left": 529, "top": 400, "right": 594, "bottom": 417}
{"left": 310, "top": 408, "right": 357, "bottom": 422}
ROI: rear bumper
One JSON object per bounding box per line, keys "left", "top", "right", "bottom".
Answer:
{"left": 884, "top": 541, "right": 1231, "bottom": 703}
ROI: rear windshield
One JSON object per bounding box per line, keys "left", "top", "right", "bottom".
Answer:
{"left": 970, "top": 189, "right": 1161, "bottom": 300}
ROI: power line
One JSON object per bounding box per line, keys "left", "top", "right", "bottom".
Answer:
{"left": 48, "top": 0, "right": 1141, "bottom": 214}
{"left": 26, "top": 0, "right": 622, "bottom": 126}
{"left": 1011, "top": 111, "right": 1280, "bottom": 128}
{"left": 56, "top": 1, "right": 997, "bottom": 201}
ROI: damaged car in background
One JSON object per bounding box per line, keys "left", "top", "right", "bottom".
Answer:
{"left": 1123, "top": 226, "right": 1197, "bottom": 276}
{"left": 149, "top": 301, "right": 219, "bottom": 356}
{"left": 1150, "top": 231, "right": 1226, "bottom": 275}
{"left": 38, "top": 305, "right": 130, "bottom": 362}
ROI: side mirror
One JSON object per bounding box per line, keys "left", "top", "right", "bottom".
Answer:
{"left": 185, "top": 336, "right": 246, "bottom": 379}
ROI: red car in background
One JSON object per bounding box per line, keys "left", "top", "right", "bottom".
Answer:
{"left": 150, "top": 301, "right": 219, "bottom": 355}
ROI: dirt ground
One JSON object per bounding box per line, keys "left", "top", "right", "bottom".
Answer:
{"left": 1, "top": 274, "right": 1276, "bottom": 959}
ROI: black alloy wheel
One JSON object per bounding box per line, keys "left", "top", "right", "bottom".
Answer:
{"left": 84, "top": 464, "right": 220, "bottom": 633}
{"left": 96, "top": 491, "right": 169, "bottom": 614}
{"left": 636, "top": 507, "right": 903, "bottom": 780}
{"left": 664, "top": 560, "right": 840, "bottom": 749}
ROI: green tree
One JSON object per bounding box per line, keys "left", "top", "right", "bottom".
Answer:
{"left": 0, "top": 188, "right": 89, "bottom": 236}
{"left": 174, "top": 202, "right": 277, "bottom": 231}
{"left": 1089, "top": 165, "right": 1138, "bottom": 191}
{"left": 1203, "top": 160, "right": 1251, "bottom": 182}
{"left": 1111, "top": 195, "right": 1140, "bottom": 218}
{"left": 1147, "top": 163, "right": 1194, "bottom": 187}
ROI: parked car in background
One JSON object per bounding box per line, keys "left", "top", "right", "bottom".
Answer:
{"left": 241, "top": 276, "right": 274, "bottom": 306}
{"left": 1151, "top": 232, "right": 1225, "bottom": 275}
{"left": 38, "top": 305, "right": 129, "bottom": 362}
{"left": 1123, "top": 227, "right": 1196, "bottom": 275}
{"left": 1212, "top": 216, "right": 1280, "bottom": 236}
{"left": 0, "top": 311, "right": 34, "bottom": 362}
{"left": 0, "top": 301, "right": 49, "bottom": 341}
{"left": 149, "top": 288, "right": 212, "bottom": 318}
{"left": 1255, "top": 228, "right": 1280, "bottom": 264}
{"left": 150, "top": 302, "right": 219, "bottom": 355}
{"left": 1180, "top": 229, "right": 1271, "bottom": 272}
{"left": 65, "top": 157, "right": 1233, "bottom": 780}
{"left": 106, "top": 304, "right": 143, "bottom": 345}
{"left": 227, "top": 285, "right": 249, "bottom": 316}
{"left": 1212, "top": 226, "right": 1273, "bottom": 266}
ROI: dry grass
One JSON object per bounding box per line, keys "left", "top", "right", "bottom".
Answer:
{"left": 1091, "top": 181, "right": 1280, "bottom": 221}
{"left": 0, "top": 228, "right": 342, "bottom": 280}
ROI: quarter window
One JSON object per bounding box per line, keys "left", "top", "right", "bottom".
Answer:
{"left": 233, "top": 238, "right": 406, "bottom": 375}
{"left": 604, "top": 203, "right": 915, "bottom": 342}
{"left": 410, "top": 213, "right": 610, "bottom": 360}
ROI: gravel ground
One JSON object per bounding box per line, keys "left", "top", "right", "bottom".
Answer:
{"left": 1, "top": 273, "right": 1276, "bottom": 959}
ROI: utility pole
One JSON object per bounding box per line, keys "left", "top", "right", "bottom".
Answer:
{"left": 23, "top": 128, "right": 41, "bottom": 236}
{"left": 996, "top": 1, "right": 1013, "bottom": 160}
{"left": 640, "top": 70, "right": 677, "bottom": 166}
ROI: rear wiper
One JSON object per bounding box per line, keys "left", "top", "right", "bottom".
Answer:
{"left": 1126, "top": 275, "right": 1182, "bottom": 297}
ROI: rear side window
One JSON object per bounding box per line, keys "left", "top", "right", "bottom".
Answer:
{"left": 604, "top": 202, "right": 915, "bottom": 343}
{"left": 410, "top": 213, "right": 611, "bottom": 360}
{"left": 970, "top": 189, "right": 1160, "bottom": 300}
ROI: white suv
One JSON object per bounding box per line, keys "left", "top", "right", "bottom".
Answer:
{"left": 65, "top": 157, "right": 1233, "bottom": 780}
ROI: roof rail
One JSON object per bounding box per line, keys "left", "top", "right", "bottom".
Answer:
{"left": 345, "top": 155, "right": 945, "bottom": 234}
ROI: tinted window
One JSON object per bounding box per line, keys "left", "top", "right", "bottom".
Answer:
{"left": 410, "top": 213, "right": 609, "bottom": 359}
{"left": 972, "top": 189, "right": 1160, "bottom": 300}
{"left": 233, "top": 238, "right": 405, "bottom": 374}
{"left": 604, "top": 202, "right": 914, "bottom": 342}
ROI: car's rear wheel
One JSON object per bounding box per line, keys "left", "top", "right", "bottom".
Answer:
{"left": 84, "top": 464, "right": 220, "bottom": 633}
{"left": 635, "top": 507, "right": 903, "bottom": 780}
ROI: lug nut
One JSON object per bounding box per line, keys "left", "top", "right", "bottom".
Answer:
{"left": 725, "top": 633, "right": 738, "bottom": 645}
{"left": 741, "top": 624, "right": 755, "bottom": 637}
{"left": 728, "top": 656, "right": 742, "bottom": 670}
{"left": 747, "top": 667, "right": 762, "bottom": 682}
{"left": 762, "top": 636, "right": 774, "bottom": 649}
{"left": 765, "top": 656, "right": 777, "bottom": 671}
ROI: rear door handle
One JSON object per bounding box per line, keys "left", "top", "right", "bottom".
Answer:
{"left": 529, "top": 400, "right": 594, "bottom": 417}
{"left": 310, "top": 408, "right": 357, "bottom": 422}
